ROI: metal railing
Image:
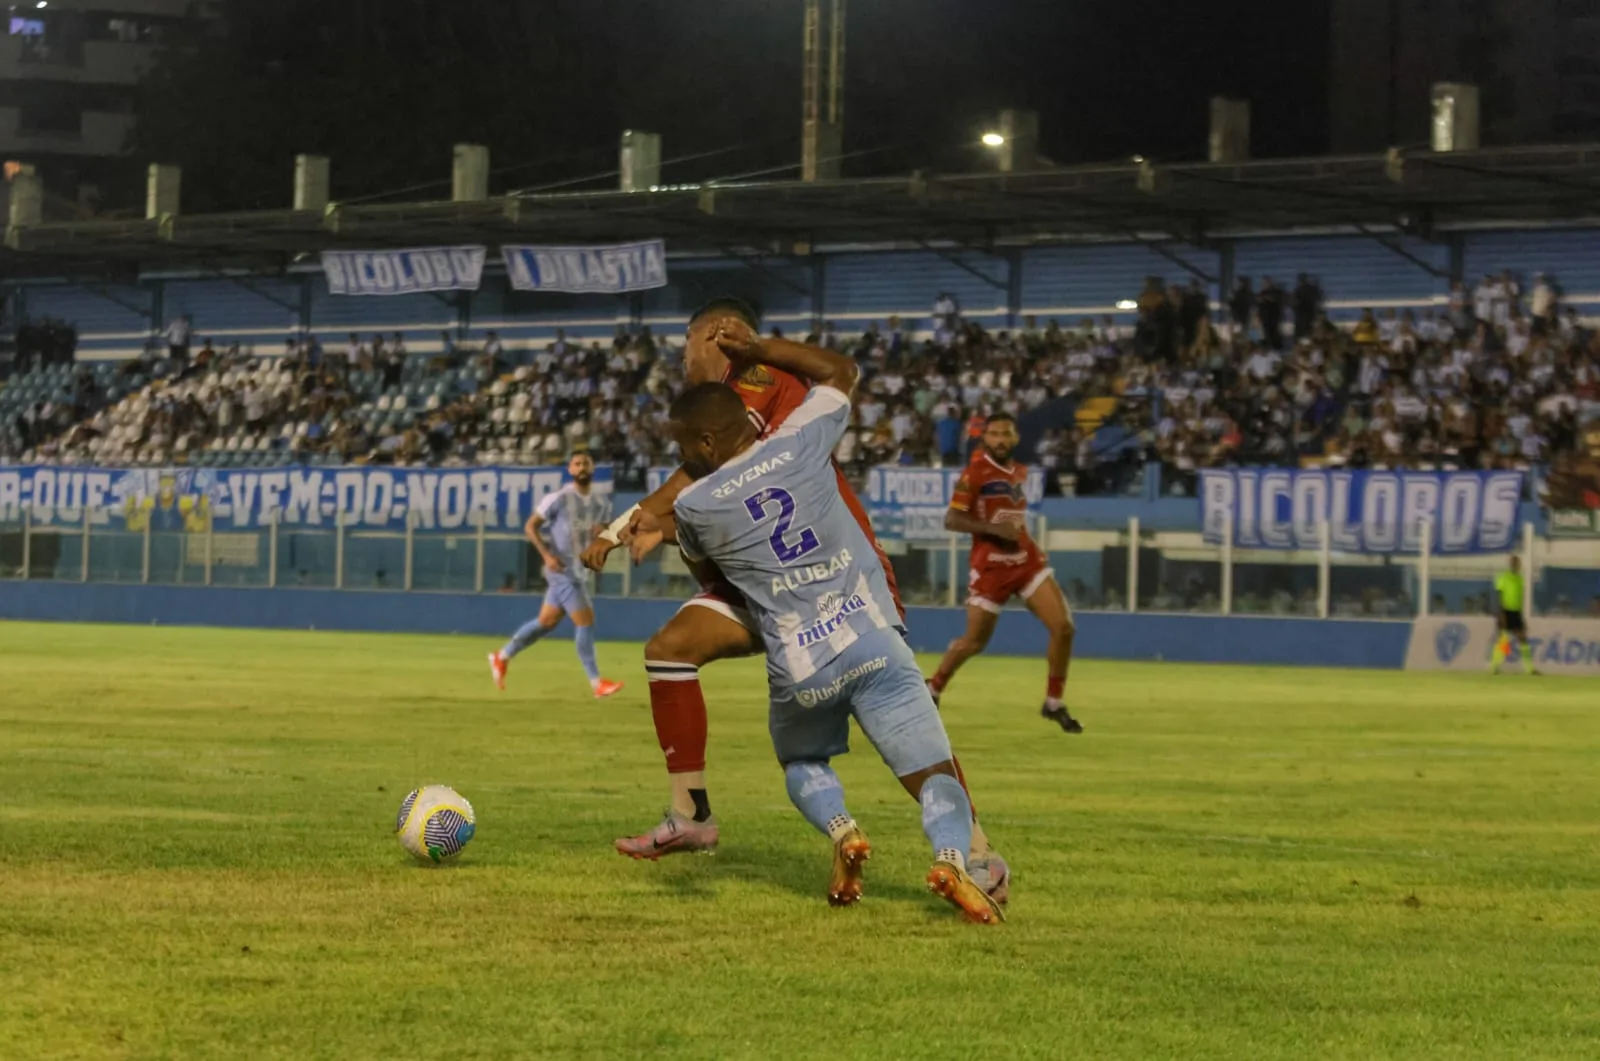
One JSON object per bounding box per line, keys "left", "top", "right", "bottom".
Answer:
{"left": 1, "top": 506, "right": 1593, "bottom": 620}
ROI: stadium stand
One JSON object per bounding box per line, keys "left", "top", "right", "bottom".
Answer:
{"left": 4, "top": 272, "right": 1595, "bottom": 500}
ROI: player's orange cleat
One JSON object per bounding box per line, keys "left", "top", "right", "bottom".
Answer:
{"left": 827, "top": 826, "right": 872, "bottom": 907}
{"left": 487, "top": 651, "right": 508, "bottom": 691}
{"left": 927, "top": 860, "right": 1006, "bottom": 924}
{"left": 592, "top": 678, "right": 624, "bottom": 698}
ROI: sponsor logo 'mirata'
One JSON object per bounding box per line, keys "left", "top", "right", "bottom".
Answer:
{"left": 796, "top": 593, "right": 869, "bottom": 648}
{"left": 794, "top": 655, "right": 888, "bottom": 708}
{"left": 712, "top": 454, "right": 793, "bottom": 499}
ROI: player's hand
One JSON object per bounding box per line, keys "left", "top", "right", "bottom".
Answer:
{"left": 628, "top": 509, "right": 666, "bottom": 565}
{"left": 988, "top": 519, "right": 1023, "bottom": 542}
{"left": 543, "top": 555, "right": 566, "bottom": 575}
{"left": 712, "top": 319, "right": 762, "bottom": 366}
{"left": 580, "top": 539, "right": 616, "bottom": 573}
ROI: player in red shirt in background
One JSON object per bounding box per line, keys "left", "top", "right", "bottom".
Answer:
{"left": 581, "top": 300, "right": 1009, "bottom": 900}
{"left": 927, "top": 412, "right": 1084, "bottom": 732}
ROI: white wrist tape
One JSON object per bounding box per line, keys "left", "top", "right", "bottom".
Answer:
{"left": 598, "top": 504, "right": 641, "bottom": 545}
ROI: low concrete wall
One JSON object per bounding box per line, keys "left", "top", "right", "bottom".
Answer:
{"left": 0, "top": 582, "right": 1412, "bottom": 668}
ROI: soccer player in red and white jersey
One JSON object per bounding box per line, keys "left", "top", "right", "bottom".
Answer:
{"left": 927, "top": 412, "right": 1084, "bottom": 733}
{"left": 581, "top": 299, "right": 1008, "bottom": 900}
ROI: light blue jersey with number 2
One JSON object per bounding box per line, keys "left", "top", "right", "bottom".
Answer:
{"left": 675, "top": 386, "right": 902, "bottom": 687}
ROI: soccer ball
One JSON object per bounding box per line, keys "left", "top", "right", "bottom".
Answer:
{"left": 395, "top": 785, "right": 477, "bottom": 863}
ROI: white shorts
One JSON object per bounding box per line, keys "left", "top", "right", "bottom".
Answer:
{"left": 680, "top": 591, "right": 760, "bottom": 636}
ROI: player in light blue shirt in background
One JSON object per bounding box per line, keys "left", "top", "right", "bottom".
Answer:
{"left": 658, "top": 327, "right": 1003, "bottom": 924}
{"left": 489, "top": 451, "right": 624, "bottom": 699}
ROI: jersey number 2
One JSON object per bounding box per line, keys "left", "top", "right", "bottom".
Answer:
{"left": 743, "top": 488, "right": 820, "bottom": 565}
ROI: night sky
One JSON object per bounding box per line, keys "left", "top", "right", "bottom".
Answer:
{"left": 136, "top": 0, "right": 1333, "bottom": 209}
{"left": 571, "top": 0, "right": 1332, "bottom": 181}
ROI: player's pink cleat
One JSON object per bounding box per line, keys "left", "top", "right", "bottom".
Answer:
{"left": 592, "top": 678, "right": 625, "bottom": 699}
{"left": 969, "top": 853, "right": 1010, "bottom": 905}
{"left": 615, "top": 811, "right": 719, "bottom": 860}
{"left": 487, "top": 651, "right": 508, "bottom": 691}
{"left": 927, "top": 860, "right": 1006, "bottom": 924}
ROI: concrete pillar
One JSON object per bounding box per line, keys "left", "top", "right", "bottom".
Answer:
{"left": 146, "top": 163, "right": 181, "bottom": 219}
{"left": 452, "top": 144, "right": 490, "bottom": 202}
{"left": 1208, "top": 97, "right": 1251, "bottom": 163}
{"left": 997, "top": 109, "right": 1039, "bottom": 173}
{"left": 7, "top": 165, "right": 42, "bottom": 228}
{"left": 294, "top": 154, "right": 330, "bottom": 212}
{"left": 1431, "top": 83, "right": 1480, "bottom": 152}
{"left": 619, "top": 131, "right": 661, "bottom": 192}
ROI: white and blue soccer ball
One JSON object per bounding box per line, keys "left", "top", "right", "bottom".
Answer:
{"left": 396, "top": 785, "right": 476, "bottom": 863}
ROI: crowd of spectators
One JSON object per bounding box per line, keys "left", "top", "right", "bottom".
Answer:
{"left": 4, "top": 270, "right": 1599, "bottom": 501}
{"left": 1082, "top": 270, "right": 1600, "bottom": 496}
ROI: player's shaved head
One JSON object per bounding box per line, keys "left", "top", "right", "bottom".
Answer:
{"left": 689, "top": 296, "right": 760, "bottom": 330}
{"left": 669, "top": 382, "right": 758, "bottom": 479}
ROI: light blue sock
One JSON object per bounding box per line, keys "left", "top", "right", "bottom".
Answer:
{"left": 574, "top": 624, "right": 600, "bottom": 684}
{"left": 501, "top": 617, "right": 553, "bottom": 661}
{"left": 783, "top": 761, "right": 853, "bottom": 839}
{"left": 919, "top": 773, "right": 973, "bottom": 868}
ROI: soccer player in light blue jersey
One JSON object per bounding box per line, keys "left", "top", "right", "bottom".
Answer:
{"left": 489, "top": 451, "right": 624, "bottom": 699}
{"left": 657, "top": 331, "right": 1003, "bottom": 923}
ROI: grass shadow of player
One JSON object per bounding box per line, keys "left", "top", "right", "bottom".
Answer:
{"left": 699, "top": 842, "right": 930, "bottom": 905}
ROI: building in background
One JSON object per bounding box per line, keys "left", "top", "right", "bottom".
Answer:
{"left": 0, "top": 0, "right": 217, "bottom": 215}
{"left": 1330, "top": 0, "right": 1599, "bottom": 151}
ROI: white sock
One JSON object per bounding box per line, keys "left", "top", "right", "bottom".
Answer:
{"left": 937, "top": 847, "right": 966, "bottom": 870}
{"left": 826, "top": 814, "right": 856, "bottom": 842}
{"left": 1044, "top": 696, "right": 1064, "bottom": 710}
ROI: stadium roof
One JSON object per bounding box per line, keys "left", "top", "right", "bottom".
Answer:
{"left": 6, "top": 143, "right": 1600, "bottom": 281}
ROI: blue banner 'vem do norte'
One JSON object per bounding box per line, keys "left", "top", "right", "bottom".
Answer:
{"left": 0, "top": 465, "right": 611, "bottom": 533}
{"left": 1199, "top": 469, "right": 1524, "bottom": 554}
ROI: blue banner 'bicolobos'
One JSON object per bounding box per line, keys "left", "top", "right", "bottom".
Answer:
{"left": 502, "top": 240, "right": 668, "bottom": 294}
{"left": 866, "top": 466, "right": 1044, "bottom": 541}
{"left": 0, "top": 465, "right": 610, "bottom": 532}
{"left": 1199, "top": 468, "right": 1524, "bottom": 554}
{"left": 321, "top": 246, "right": 486, "bottom": 296}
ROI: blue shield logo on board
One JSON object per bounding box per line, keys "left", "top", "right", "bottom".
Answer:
{"left": 1435, "top": 622, "right": 1470, "bottom": 664}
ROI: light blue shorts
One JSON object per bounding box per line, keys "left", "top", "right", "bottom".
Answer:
{"left": 769, "top": 627, "right": 952, "bottom": 776}
{"left": 543, "top": 572, "right": 593, "bottom": 615}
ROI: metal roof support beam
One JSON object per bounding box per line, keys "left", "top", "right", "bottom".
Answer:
{"left": 69, "top": 282, "right": 154, "bottom": 324}
{"left": 1124, "top": 234, "right": 1216, "bottom": 284}
{"left": 1352, "top": 223, "right": 1448, "bottom": 279}
{"left": 199, "top": 263, "right": 301, "bottom": 314}
{"left": 717, "top": 246, "right": 812, "bottom": 296}
{"left": 914, "top": 240, "right": 1006, "bottom": 290}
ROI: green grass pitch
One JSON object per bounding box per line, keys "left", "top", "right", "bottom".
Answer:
{"left": 2, "top": 620, "right": 1597, "bottom": 1060}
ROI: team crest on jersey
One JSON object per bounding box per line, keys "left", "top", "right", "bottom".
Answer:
{"left": 735, "top": 365, "right": 776, "bottom": 392}
{"left": 979, "top": 479, "right": 1026, "bottom": 503}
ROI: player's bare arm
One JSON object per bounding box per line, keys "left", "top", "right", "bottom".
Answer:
{"left": 598, "top": 330, "right": 862, "bottom": 570}
{"left": 580, "top": 467, "right": 691, "bottom": 572}
{"left": 944, "top": 506, "right": 1022, "bottom": 542}
{"left": 713, "top": 327, "right": 860, "bottom": 397}
{"left": 525, "top": 512, "right": 564, "bottom": 574}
